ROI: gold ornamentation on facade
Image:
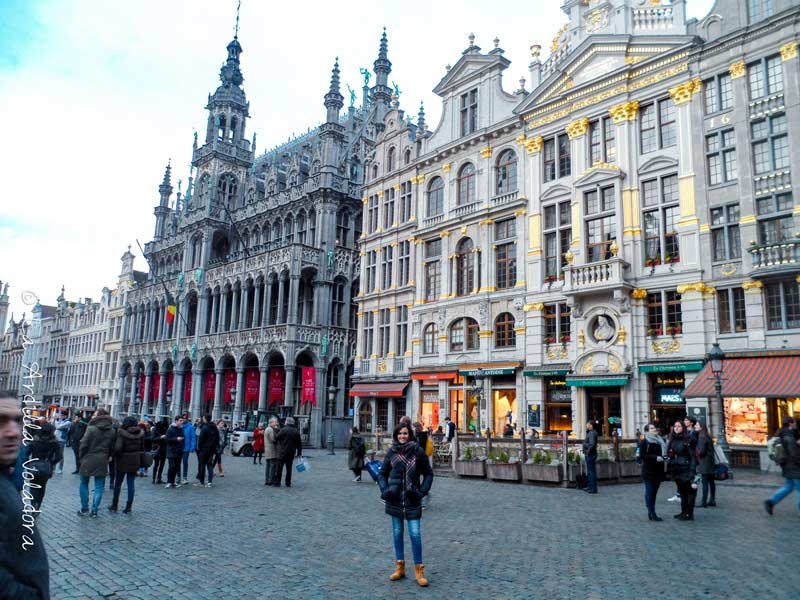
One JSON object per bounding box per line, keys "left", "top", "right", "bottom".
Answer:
{"left": 516, "top": 134, "right": 527, "bottom": 145}
{"left": 578, "top": 329, "right": 585, "bottom": 348}
{"left": 631, "top": 288, "right": 648, "bottom": 300}
{"left": 514, "top": 208, "right": 526, "bottom": 217}
{"left": 675, "top": 282, "right": 714, "bottom": 295}
{"left": 440, "top": 230, "right": 451, "bottom": 238}
{"left": 460, "top": 225, "right": 467, "bottom": 234}
{"left": 780, "top": 41, "right": 798, "bottom": 61}
{"left": 565, "top": 117, "right": 590, "bottom": 139}
{"left": 389, "top": 242, "right": 399, "bottom": 247}
{"left": 514, "top": 326, "right": 526, "bottom": 334}
{"left": 668, "top": 78, "right": 702, "bottom": 105}
{"left": 729, "top": 60, "right": 745, "bottom": 79}
{"left": 609, "top": 100, "right": 640, "bottom": 123}
{"left": 378, "top": 361, "right": 388, "bottom": 374}
{"left": 739, "top": 215, "right": 757, "bottom": 224}
{"left": 588, "top": 160, "right": 620, "bottom": 172}
{"left": 608, "top": 355, "right": 622, "bottom": 374}
{"left": 362, "top": 197, "right": 368, "bottom": 205}
{"left": 479, "top": 218, "right": 494, "bottom": 226}
{"left": 480, "top": 147, "right": 493, "bottom": 159}
{"left": 617, "top": 325, "right": 627, "bottom": 344}
{"left": 720, "top": 263, "right": 737, "bottom": 277}
{"left": 609, "top": 240, "right": 619, "bottom": 257}
{"left": 442, "top": 162, "right": 452, "bottom": 174}
{"left": 585, "top": 7, "right": 609, "bottom": 33}
{"left": 564, "top": 250, "right": 574, "bottom": 265}
{"left": 550, "top": 23, "right": 568, "bottom": 53}
{"left": 651, "top": 339, "right": 680, "bottom": 355}
{"left": 478, "top": 330, "right": 494, "bottom": 338}
{"left": 580, "top": 356, "right": 594, "bottom": 374}
{"left": 393, "top": 183, "right": 401, "bottom": 192}
{"left": 525, "top": 303, "right": 545, "bottom": 312}
{"left": 624, "top": 55, "right": 645, "bottom": 65}
{"left": 524, "top": 136, "right": 544, "bottom": 155}
{"left": 547, "top": 346, "right": 569, "bottom": 360}
{"left": 742, "top": 280, "right": 764, "bottom": 291}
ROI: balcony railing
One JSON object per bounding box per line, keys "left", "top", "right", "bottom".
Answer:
{"left": 422, "top": 214, "right": 445, "bottom": 227}
{"left": 563, "top": 258, "right": 627, "bottom": 294}
{"left": 490, "top": 190, "right": 519, "bottom": 206}
{"left": 452, "top": 201, "right": 481, "bottom": 218}
{"left": 749, "top": 240, "right": 800, "bottom": 273}
{"left": 393, "top": 356, "right": 406, "bottom": 373}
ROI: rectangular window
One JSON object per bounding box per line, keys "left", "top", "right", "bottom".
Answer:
{"left": 706, "top": 128, "right": 737, "bottom": 185}
{"left": 710, "top": 204, "right": 741, "bottom": 261}
{"left": 367, "top": 195, "right": 379, "bottom": 233}
{"left": 382, "top": 188, "right": 395, "bottom": 229}
{"left": 647, "top": 290, "right": 682, "bottom": 335}
{"left": 543, "top": 134, "right": 571, "bottom": 182}
{"left": 749, "top": 54, "right": 783, "bottom": 99}
{"left": 399, "top": 181, "right": 412, "bottom": 222}
{"left": 362, "top": 311, "right": 374, "bottom": 356}
{"left": 717, "top": 287, "right": 747, "bottom": 334}
{"left": 366, "top": 250, "right": 377, "bottom": 292}
{"left": 752, "top": 113, "right": 788, "bottom": 175}
{"left": 585, "top": 186, "right": 616, "bottom": 262}
{"left": 381, "top": 246, "right": 393, "bottom": 290}
{"left": 658, "top": 99, "right": 676, "bottom": 148}
{"left": 495, "top": 219, "right": 517, "bottom": 289}
{"left": 756, "top": 192, "right": 794, "bottom": 244}
{"left": 640, "top": 103, "right": 657, "bottom": 154}
{"left": 748, "top": 0, "right": 773, "bottom": 23}
{"left": 588, "top": 117, "right": 616, "bottom": 165}
{"left": 765, "top": 280, "right": 800, "bottom": 330}
{"left": 398, "top": 241, "right": 410, "bottom": 286}
{"left": 642, "top": 175, "right": 680, "bottom": 265}
{"left": 704, "top": 73, "right": 734, "bottom": 114}
{"left": 543, "top": 138, "right": 556, "bottom": 182}
{"left": 460, "top": 88, "right": 478, "bottom": 136}
{"left": 395, "top": 305, "right": 408, "bottom": 355}
{"left": 378, "top": 308, "right": 391, "bottom": 357}
{"left": 543, "top": 200, "right": 571, "bottom": 279}
{"left": 640, "top": 98, "right": 676, "bottom": 153}
{"left": 424, "top": 239, "right": 441, "bottom": 301}
{"left": 543, "top": 303, "right": 572, "bottom": 344}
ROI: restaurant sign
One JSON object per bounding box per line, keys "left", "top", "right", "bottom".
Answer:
{"left": 459, "top": 367, "right": 516, "bottom": 377}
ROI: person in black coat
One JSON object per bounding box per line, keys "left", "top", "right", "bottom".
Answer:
{"left": 69, "top": 416, "right": 88, "bottom": 473}
{"left": 582, "top": 422, "right": 599, "bottom": 494}
{"left": 695, "top": 421, "right": 716, "bottom": 508}
{"left": 26, "top": 421, "right": 63, "bottom": 510}
{"left": 377, "top": 422, "right": 433, "bottom": 587}
{"left": 273, "top": 417, "right": 302, "bottom": 487}
{"left": 151, "top": 419, "right": 168, "bottom": 484}
{"left": 638, "top": 423, "right": 667, "bottom": 521}
{"left": 765, "top": 417, "right": 800, "bottom": 515}
{"left": 668, "top": 420, "right": 698, "bottom": 521}
{"left": 196, "top": 414, "right": 220, "bottom": 486}
{"left": 164, "top": 416, "right": 185, "bottom": 488}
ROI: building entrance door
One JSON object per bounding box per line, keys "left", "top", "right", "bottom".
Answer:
{"left": 586, "top": 388, "right": 622, "bottom": 437}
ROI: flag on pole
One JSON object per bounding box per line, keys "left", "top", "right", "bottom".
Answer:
{"left": 165, "top": 290, "right": 177, "bottom": 326}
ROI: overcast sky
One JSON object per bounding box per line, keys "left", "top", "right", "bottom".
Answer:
{"left": 0, "top": 0, "right": 715, "bottom": 322}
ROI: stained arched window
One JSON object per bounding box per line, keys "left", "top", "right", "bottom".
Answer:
{"left": 423, "top": 323, "right": 438, "bottom": 354}
{"left": 495, "top": 150, "right": 518, "bottom": 195}
{"left": 457, "top": 163, "right": 476, "bottom": 206}
{"left": 495, "top": 312, "right": 516, "bottom": 348}
{"left": 426, "top": 177, "right": 444, "bottom": 217}
{"left": 217, "top": 174, "right": 238, "bottom": 209}
{"left": 455, "top": 238, "right": 475, "bottom": 296}
{"left": 449, "top": 317, "right": 479, "bottom": 352}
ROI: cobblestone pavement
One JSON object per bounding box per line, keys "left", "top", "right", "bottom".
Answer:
{"left": 31, "top": 450, "right": 799, "bottom": 600}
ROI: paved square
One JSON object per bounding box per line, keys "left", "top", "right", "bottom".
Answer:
{"left": 31, "top": 451, "right": 800, "bottom": 600}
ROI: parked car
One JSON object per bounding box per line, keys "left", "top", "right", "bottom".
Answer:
{"left": 230, "top": 410, "right": 279, "bottom": 456}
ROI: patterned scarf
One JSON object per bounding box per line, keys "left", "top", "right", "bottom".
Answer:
{"left": 390, "top": 441, "right": 418, "bottom": 492}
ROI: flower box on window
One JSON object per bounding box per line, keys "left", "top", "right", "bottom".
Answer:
{"left": 647, "top": 327, "right": 664, "bottom": 338}
{"left": 645, "top": 256, "right": 662, "bottom": 267}
{"left": 545, "top": 335, "right": 557, "bottom": 345}
{"left": 665, "top": 324, "right": 682, "bottom": 336}
{"left": 559, "top": 334, "right": 571, "bottom": 343}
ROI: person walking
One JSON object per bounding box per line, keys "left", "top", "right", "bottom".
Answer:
{"left": 273, "top": 417, "right": 302, "bottom": 487}
{"left": 151, "top": 419, "right": 168, "bottom": 484}
{"left": 53, "top": 410, "right": 71, "bottom": 474}
{"left": 196, "top": 414, "right": 220, "bottom": 487}
{"left": 443, "top": 417, "right": 456, "bottom": 443}
{"left": 695, "top": 420, "right": 717, "bottom": 508}
{"left": 70, "top": 414, "right": 88, "bottom": 473}
{"left": 639, "top": 423, "right": 667, "bottom": 521}
{"left": 25, "top": 421, "right": 63, "bottom": 510}
{"left": 348, "top": 426, "right": 366, "bottom": 482}
{"left": 109, "top": 416, "right": 144, "bottom": 514}
{"left": 765, "top": 416, "right": 800, "bottom": 515}
{"left": 668, "top": 420, "right": 698, "bottom": 521}
{"left": 78, "top": 408, "right": 117, "bottom": 517}
{"left": 165, "top": 416, "right": 185, "bottom": 488}
{"left": 0, "top": 390, "right": 51, "bottom": 599}
{"left": 214, "top": 420, "right": 228, "bottom": 477}
{"left": 377, "top": 422, "right": 434, "bottom": 587}
{"left": 582, "top": 421, "right": 598, "bottom": 494}
{"left": 181, "top": 414, "right": 197, "bottom": 485}
{"left": 138, "top": 419, "right": 152, "bottom": 478}
{"left": 252, "top": 424, "right": 265, "bottom": 465}
{"left": 264, "top": 417, "right": 279, "bottom": 485}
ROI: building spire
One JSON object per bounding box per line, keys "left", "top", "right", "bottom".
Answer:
{"left": 234, "top": 0, "right": 241, "bottom": 40}
{"left": 416, "top": 101, "right": 426, "bottom": 139}
{"left": 161, "top": 159, "right": 172, "bottom": 187}
{"left": 324, "top": 57, "right": 344, "bottom": 123}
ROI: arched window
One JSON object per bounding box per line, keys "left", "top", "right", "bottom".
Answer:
{"left": 296, "top": 212, "right": 307, "bottom": 245}
{"left": 216, "top": 115, "right": 226, "bottom": 142}
{"left": 404, "top": 148, "right": 412, "bottom": 165}
{"left": 426, "top": 177, "right": 444, "bottom": 217}
{"left": 229, "top": 117, "right": 237, "bottom": 142}
{"left": 387, "top": 147, "right": 396, "bottom": 172}
{"left": 272, "top": 221, "right": 282, "bottom": 245}
{"left": 336, "top": 211, "right": 349, "bottom": 246}
{"left": 495, "top": 313, "right": 516, "bottom": 348}
{"left": 217, "top": 174, "right": 238, "bottom": 209}
{"left": 457, "top": 163, "right": 476, "bottom": 206}
{"left": 191, "top": 235, "right": 203, "bottom": 268}
{"left": 423, "top": 323, "right": 438, "bottom": 354}
{"left": 284, "top": 216, "right": 294, "bottom": 244}
{"left": 495, "top": 150, "right": 518, "bottom": 195}
{"left": 332, "top": 279, "right": 346, "bottom": 327}
{"left": 198, "top": 174, "right": 210, "bottom": 205}
{"left": 252, "top": 226, "right": 260, "bottom": 246}
{"left": 455, "top": 238, "right": 475, "bottom": 296}
{"left": 372, "top": 164, "right": 379, "bottom": 180}
{"left": 308, "top": 209, "right": 316, "bottom": 245}
{"left": 450, "top": 317, "right": 479, "bottom": 352}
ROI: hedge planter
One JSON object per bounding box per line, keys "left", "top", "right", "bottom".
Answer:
{"left": 486, "top": 462, "right": 522, "bottom": 482}
{"left": 522, "top": 463, "right": 562, "bottom": 483}
{"left": 596, "top": 461, "right": 618, "bottom": 479}
{"left": 454, "top": 460, "right": 486, "bottom": 478}
{"left": 618, "top": 460, "right": 641, "bottom": 478}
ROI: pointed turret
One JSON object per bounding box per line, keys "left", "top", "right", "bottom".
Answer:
{"left": 0, "top": 280, "right": 9, "bottom": 335}
{"left": 324, "top": 57, "right": 344, "bottom": 124}
{"left": 416, "top": 101, "right": 427, "bottom": 139}
{"left": 154, "top": 160, "right": 173, "bottom": 240}
{"left": 371, "top": 28, "right": 393, "bottom": 127}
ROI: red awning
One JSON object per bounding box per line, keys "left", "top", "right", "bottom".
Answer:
{"left": 683, "top": 356, "right": 800, "bottom": 398}
{"left": 410, "top": 372, "right": 458, "bottom": 381}
{"left": 349, "top": 382, "right": 408, "bottom": 398}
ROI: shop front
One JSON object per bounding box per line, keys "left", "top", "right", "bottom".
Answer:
{"left": 565, "top": 375, "right": 629, "bottom": 437}
{"left": 349, "top": 381, "right": 409, "bottom": 433}
{"left": 410, "top": 371, "right": 457, "bottom": 431}
{"left": 523, "top": 367, "right": 572, "bottom": 434}
{"left": 639, "top": 362, "right": 704, "bottom": 435}
{"left": 683, "top": 354, "right": 800, "bottom": 469}
{"left": 458, "top": 365, "right": 521, "bottom": 436}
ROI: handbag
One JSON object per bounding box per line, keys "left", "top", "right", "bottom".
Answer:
{"left": 140, "top": 451, "right": 154, "bottom": 469}
{"left": 365, "top": 459, "right": 383, "bottom": 482}
{"left": 714, "top": 463, "right": 730, "bottom": 481}
{"left": 31, "top": 458, "right": 53, "bottom": 481}
{"left": 295, "top": 457, "right": 309, "bottom": 473}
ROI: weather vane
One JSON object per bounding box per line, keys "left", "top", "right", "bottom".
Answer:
{"left": 234, "top": 0, "right": 241, "bottom": 39}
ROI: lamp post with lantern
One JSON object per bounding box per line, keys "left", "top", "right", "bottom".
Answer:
{"left": 229, "top": 388, "right": 237, "bottom": 428}
{"left": 471, "top": 368, "right": 485, "bottom": 437}
{"left": 707, "top": 342, "right": 729, "bottom": 460}
{"left": 327, "top": 385, "right": 336, "bottom": 455}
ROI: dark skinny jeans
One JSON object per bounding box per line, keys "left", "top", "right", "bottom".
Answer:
{"left": 644, "top": 478, "right": 662, "bottom": 515}
{"left": 701, "top": 473, "right": 716, "bottom": 504}
{"left": 112, "top": 472, "right": 136, "bottom": 508}
{"left": 676, "top": 479, "right": 697, "bottom": 517}
{"left": 167, "top": 456, "right": 180, "bottom": 485}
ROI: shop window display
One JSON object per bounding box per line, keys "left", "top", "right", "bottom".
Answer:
{"left": 493, "top": 389, "right": 517, "bottom": 436}
{"left": 724, "top": 397, "right": 768, "bottom": 446}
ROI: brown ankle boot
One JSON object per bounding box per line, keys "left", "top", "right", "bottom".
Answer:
{"left": 389, "top": 560, "right": 405, "bottom": 581}
{"left": 415, "top": 564, "right": 428, "bottom": 587}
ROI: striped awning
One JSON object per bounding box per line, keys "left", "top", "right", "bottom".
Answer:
{"left": 683, "top": 356, "right": 800, "bottom": 398}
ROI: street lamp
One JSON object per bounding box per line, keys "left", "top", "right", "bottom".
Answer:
{"left": 472, "top": 368, "right": 485, "bottom": 437}
{"left": 229, "top": 388, "right": 237, "bottom": 427}
{"left": 707, "top": 342, "right": 729, "bottom": 459}
{"left": 327, "top": 385, "right": 336, "bottom": 455}
{"left": 165, "top": 391, "right": 172, "bottom": 421}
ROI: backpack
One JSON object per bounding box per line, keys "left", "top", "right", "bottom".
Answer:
{"left": 767, "top": 436, "right": 786, "bottom": 465}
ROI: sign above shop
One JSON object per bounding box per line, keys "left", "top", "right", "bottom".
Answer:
{"left": 565, "top": 375, "right": 629, "bottom": 387}
{"left": 460, "top": 368, "right": 516, "bottom": 377}
{"left": 411, "top": 372, "right": 457, "bottom": 381}
{"left": 523, "top": 368, "right": 570, "bottom": 377}
{"left": 657, "top": 388, "right": 685, "bottom": 404}
{"left": 639, "top": 362, "right": 704, "bottom": 373}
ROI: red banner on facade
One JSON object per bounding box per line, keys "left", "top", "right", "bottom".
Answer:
{"left": 204, "top": 371, "right": 216, "bottom": 402}
{"left": 245, "top": 368, "right": 259, "bottom": 404}
{"left": 166, "top": 372, "right": 174, "bottom": 396}
{"left": 150, "top": 375, "right": 160, "bottom": 405}
{"left": 268, "top": 368, "right": 285, "bottom": 405}
{"left": 224, "top": 370, "right": 237, "bottom": 405}
{"left": 301, "top": 367, "right": 316, "bottom": 406}
{"left": 182, "top": 372, "right": 192, "bottom": 409}
{"left": 138, "top": 374, "right": 146, "bottom": 400}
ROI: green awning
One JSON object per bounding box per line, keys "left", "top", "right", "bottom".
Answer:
{"left": 638, "top": 361, "right": 704, "bottom": 373}
{"left": 565, "top": 375, "right": 629, "bottom": 387}
{"left": 459, "top": 367, "right": 516, "bottom": 377}
{"left": 523, "top": 369, "right": 570, "bottom": 377}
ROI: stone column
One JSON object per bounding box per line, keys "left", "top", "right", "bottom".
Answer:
{"left": 210, "top": 290, "right": 219, "bottom": 334}
{"left": 253, "top": 283, "right": 262, "bottom": 329}
{"left": 231, "top": 287, "right": 240, "bottom": 330}
{"left": 174, "top": 370, "right": 185, "bottom": 415}
{"left": 219, "top": 290, "right": 228, "bottom": 332}
{"left": 387, "top": 398, "right": 396, "bottom": 429}
{"left": 190, "top": 367, "right": 203, "bottom": 420}
{"left": 213, "top": 368, "right": 224, "bottom": 421}
{"left": 287, "top": 274, "right": 300, "bottom": 324}
{"left": 258, "top": 365, "right": 268, "bottom": 412}
{"left": 284, "top": 366, "right": 295, "bottom": 411}
{"left": 114, "top": 373, "right": 126, "bottom": 418}
{"left": 155, "top": 371, "right": 167, "bottom": 418}
{"left": 263, "top": 280, "right": 273, "bottom": 327}
{"left": 370, "top": 399, "right": 378, "bottom": 434}
{"left": 128, "top": 367, "right": 139, "bottom": 414}
{"left": 278, "top": 277, "right": 286, "bottom": 323}
{"left": 610, "top": 101, "right": 642, "bottom": 262}
{"left": 239, "top": 284, "right": 249, "bottom": 329}
{"left": 141, "top": 371, "right": 152, "bottom": 419}
{"left": 232, "top": 367, "right": 245, "bottom": 425}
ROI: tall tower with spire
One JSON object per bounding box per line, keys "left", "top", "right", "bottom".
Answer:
{"left": 153, "top": 161, "right": 173, "bottom": 240}
{"left": 0, "top": 281, "right": 9, "bottom": 335}
{"left": 371, "top": 28, "right": 393, "bottom": 129}
{"left": 320, "top": 57, "right": 345, "bottom": 170}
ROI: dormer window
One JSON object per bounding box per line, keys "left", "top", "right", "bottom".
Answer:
{"left": 460, "top": 88, "right": 478, "bottom": 137}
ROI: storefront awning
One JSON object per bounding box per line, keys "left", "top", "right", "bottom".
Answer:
{"left": 410, "top": 372, "right": 458, "bottom": 381}
{"left": 683, "top": 356, "right": 800, "bottom": 398}
{"left": 524, "top": 368, "right": 570, "bottom": 377}
{"left": 459, "top": 367, "right": 516, "bottom": 377}
{"left": 349, "top": 382, "right": 408, "bottom": 397}
{"left": 565, "top": 375, "right": 630, "bottom": 387}
{"left": 639, "top": 361, "right": 704, "bottom": 373}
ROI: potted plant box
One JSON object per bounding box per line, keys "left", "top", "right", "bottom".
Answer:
{"left": 454, "top": 459, "right": 486, "bottom": 477}
{"left": 595, "top": 461, "right": 618, "bottom": 479}
{"left": 486, "top": 461, "right": 522, "bottom": 481}
{"left": 618, "top": 460, "right": 641, "bottom": 478}
{"left": 522, "top": 462, "right": 562, "bottom": 483}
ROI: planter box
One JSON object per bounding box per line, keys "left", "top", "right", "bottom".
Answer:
{"left": 596, "top": 461, "right": 618, "bottom": 479}
{"left": 486, "top": 462, "right": 522, "bottom": 482}
{"left": 454, "top": 460, "right": 486, "bottom": 478}
{"left": 567, "top": 463, "right": 582, "bottom": 482}
{"left": 618, "top": 460, "right": 641, "bottom": 478}
{"left": 522, "top": 463, "right": 562, "bottom": 483}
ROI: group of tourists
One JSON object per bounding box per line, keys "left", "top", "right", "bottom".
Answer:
{"left": 250, "top": 417, "right": 304, "bottom": 487}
